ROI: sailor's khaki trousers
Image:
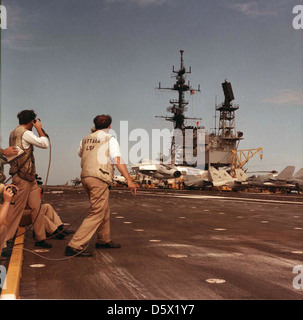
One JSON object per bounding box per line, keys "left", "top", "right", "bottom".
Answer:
{"left": 68, "top": 177, "right": 111, "bottom": 250}
{"left": 4, "top": 174, "right": 46, "bottom": 244}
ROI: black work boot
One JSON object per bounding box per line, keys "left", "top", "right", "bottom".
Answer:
{"left": 35, "top": 240, "right": 52, "bottom": 248}
{"left": 65, "top": 246, "right": 93, "bottom": 257}
{"left": 95, "top": 241, "right": 121, "bottom": 249}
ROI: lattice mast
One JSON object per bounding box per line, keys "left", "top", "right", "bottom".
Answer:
{"left": 156, "top": 50, "right": 201, "bottom": 164}
{"left": 156, "top": 50, "right": 201, "bottom": 129}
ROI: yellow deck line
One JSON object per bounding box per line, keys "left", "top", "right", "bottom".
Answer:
{"left": 0, "top": 227, "right": 25, "bottom": 300}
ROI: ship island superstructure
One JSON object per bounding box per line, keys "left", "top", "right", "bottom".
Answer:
{"left": 156, "top": 50, "right": 243, "bottom": 170}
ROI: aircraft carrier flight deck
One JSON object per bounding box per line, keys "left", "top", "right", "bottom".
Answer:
{"left": 12, "top": 186, "right": 303, "bottom": 300}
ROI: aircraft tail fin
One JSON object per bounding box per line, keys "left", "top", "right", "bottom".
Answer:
{"left": 218, "top": 169, "right": 234, "bottom": 181}
{"left": 275, "top": 166, "right": 295, "bottom": 181}
{"left": 208, "top": 167, "right": 221, "bottom": 184}
{"left": 208, "top": 167, "right": 233, "bottom": 186}
{"left": 235, "top": 169, "right": 248, "bottom": 182}
{"left": 293, "top": 168, "right": 303, "bottom": 180}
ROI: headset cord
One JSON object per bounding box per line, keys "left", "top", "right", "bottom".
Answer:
{"left": 1, "top": 241, "right": 92, "bottom": 262}
{"left": 44, "top": 134, "right": 51, "bottom": 186}
{"left": 0, "top": 200, "right": 93, "bottom": 261}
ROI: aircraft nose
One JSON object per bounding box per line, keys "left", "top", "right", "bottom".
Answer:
{"left": 174, "top": 171, "right": 182, "bottom": 178}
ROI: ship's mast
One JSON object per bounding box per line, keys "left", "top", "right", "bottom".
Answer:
{"left": 156, "top": 50, "right": 201, "bottom": 165}
{"left": 156, "top": 50, "right": 201, "bottom": 130}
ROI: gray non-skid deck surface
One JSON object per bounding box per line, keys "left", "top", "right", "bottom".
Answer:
{"left": 20, "top": 187, "right": 303, "bottom": 299}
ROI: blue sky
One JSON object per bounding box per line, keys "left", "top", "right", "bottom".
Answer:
{"left": 1, "top": 0, "right": 303, "bottom": 184}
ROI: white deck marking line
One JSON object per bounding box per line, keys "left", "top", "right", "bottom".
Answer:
{"left": 133, "top": 191, "right": 303, "bottom": 206}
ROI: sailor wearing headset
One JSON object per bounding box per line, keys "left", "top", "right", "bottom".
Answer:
{"left": 2, "top": 110, "right": 51, "bottom": 258}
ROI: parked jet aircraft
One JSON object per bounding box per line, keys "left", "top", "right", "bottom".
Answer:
{"left": 131, "top": 159, "right": 182, "bottom": 180}
{"left": 176, "top": 166, "right": 205, "bottom": 177}
{"left": 208, "top": 167, "right": 248, "bottom": 188}
{"left": 183, "top": 166, "right": 248, "bottom": 189}
{"left": 247, "top": 173, "right": 275, "bottom": 186}
{"left": 264, "top": 165, "right": 295, "bottom": 183}
{"left": 248, "top": 166, "right": 296, "bottom": 192}
{"left": 182, "top": 172, "right": 209, "bottom": 189}
{"left": 131, "top": 158, "right": 209, "bottom": 184}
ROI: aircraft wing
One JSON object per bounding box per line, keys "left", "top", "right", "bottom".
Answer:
{"left": 139, "top": 164, "right": 157, "bottom": 172}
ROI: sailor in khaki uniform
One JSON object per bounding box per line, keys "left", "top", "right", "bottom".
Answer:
{"left": 2, "top": 110, "right": 51, "bottom": 256}
{"left": 21, "top": 202, "right": 74, "bottom": 240}
{"left": 65, "top": 115, "right": 136, "bottom": 257}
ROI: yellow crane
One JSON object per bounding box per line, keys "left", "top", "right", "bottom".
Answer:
{"left": 230, "top": 147, "right": 263, "bottom": 177}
